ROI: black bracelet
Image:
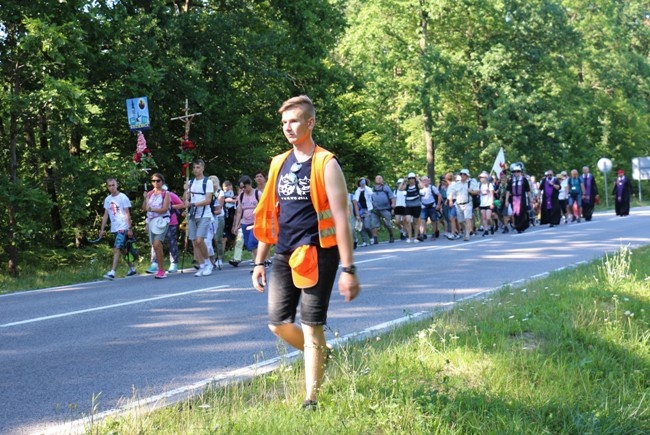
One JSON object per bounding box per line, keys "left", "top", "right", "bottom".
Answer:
{"left": 253, "top": 263, "right": 266, "bottom": 267}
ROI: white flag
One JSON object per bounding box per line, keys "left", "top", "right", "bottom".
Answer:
{"left": 491, "top": 147, "right": 506, "bottom": 178}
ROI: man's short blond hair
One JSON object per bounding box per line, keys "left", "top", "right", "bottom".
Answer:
{"left": 278, "top": 95, "right": 316, "bottom": 119}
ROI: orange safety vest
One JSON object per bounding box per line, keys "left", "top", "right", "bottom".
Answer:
{"left": 254, "top": 145, "right": 337, "bottom": 248}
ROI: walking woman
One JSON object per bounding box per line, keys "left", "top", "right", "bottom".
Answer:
{"left": 143, "top": 172, "right": 171, "bottom": 279}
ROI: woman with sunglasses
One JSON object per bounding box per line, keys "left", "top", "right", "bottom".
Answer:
{"left": 143, "top": 173, "right": 171, "bottom": 279}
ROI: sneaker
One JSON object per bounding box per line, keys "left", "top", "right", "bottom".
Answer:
{"left": 373, "top": 236, "right": 379, "bottom": 245}
{"left": 445, "top": 233, "right": 454, "bottom": 240}
{"left": 389, "top": 236, "right": 395, "bottom": 243}
{"left": 483, "top": 231, "right": 489, "bottom": 237}
{"left": 195, "top": 265, "right": 206, "bottom": 277}
{"left": 454, "top": 234, "right": 462, "bottom": 240}
{"left": 302, "top": 400, "right": 318, "bottom": 411}
{"left": 201, "top": 264, "right": 213, "bottom": 276}
{"left": 126, "top": 269, "right": 137, "bottom": 277}
{"left": 216, "top": 259, "right": 223, "bottom": 270}
{"left": 167, "top": 263, "right": 178, "bottom": 273}
{"left": 399, "top": 232, "right": 407, "bottom": 240}
{"left": 502, "top": 227, "right": 510, "bottom": 234}
{"left": 406, "top": 238, "right": 412, "bottom": 244}
{"left": 229, "top": 260, "right": 240, "bottom": 268}
{"left": 264, "top": 259, "right": 272, "bottom": 267}
{"left": 146, "top": 263, "right": 158, "bottom": 274}
{"left": 416, "top": 235, "right": 424, "bottom": 242}
{"left": 464, "top": 235, "right": 470, "bottom": 241}
{"left": 103, "top": 271, "right": 115, "bottom": 280}
{"left": 155, "top": 270, "right": 167, "bottom": 279}
{"left": 435, "top": 230, "right": 440, "bottom": 238}
{"left": 360, "top": 242, "right": 368, "bottom": 247}
{"left": 413, "top": 238, "right": 420, "bottom": 243}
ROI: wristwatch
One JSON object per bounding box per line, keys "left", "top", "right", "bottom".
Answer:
{"left": 341, "top": 265, "right": 356, "bottom": 275}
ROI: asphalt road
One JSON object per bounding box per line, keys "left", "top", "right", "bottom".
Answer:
{"left": 1, "top": 207, "right": 648, "bottom": 434}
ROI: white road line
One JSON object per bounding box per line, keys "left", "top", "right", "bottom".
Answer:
{"left": 355, "top": 255, "right": 396, "bottom": 264}
{"left": 0, "top": 285, "right": 230, "bottom": 328}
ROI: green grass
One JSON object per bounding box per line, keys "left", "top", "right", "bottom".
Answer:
{"left": 0, "top": 241, "right": 255, "bottom": 294}
{"left": 89, "top": 245, "right": 650, "bottom": 434}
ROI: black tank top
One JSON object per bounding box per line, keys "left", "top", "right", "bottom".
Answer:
{"left": 275, "top": 152, "right": 319, "bottom": 254}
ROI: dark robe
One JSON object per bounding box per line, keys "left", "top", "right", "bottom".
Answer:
{"left": 539, "top": 176, "right": 561, "bottom": 226}
{"left": 613, "top": 175, "right": 632, "bottom": 216}
{"left": 582, "top": 173, "right": 599, "bottom": 221}
{"left": 507, "top": 175, "right": 530, "bottom": 232}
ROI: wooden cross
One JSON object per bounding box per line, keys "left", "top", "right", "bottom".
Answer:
{"left": 170, "top": 99, "right": 202, "bottom": 138}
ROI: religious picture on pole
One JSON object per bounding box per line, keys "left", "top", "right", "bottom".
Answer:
{"left": 126, "top": 97, "right": 151, "bottom": 131}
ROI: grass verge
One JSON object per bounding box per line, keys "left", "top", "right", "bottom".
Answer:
{"left": 89, "top": 245, "right": 650, "bottom": 434}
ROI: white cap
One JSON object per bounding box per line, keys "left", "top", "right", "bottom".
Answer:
{"left": 407, "top": 172, "right": 416, "bottom": 178}
{"left": 511, "top": 165, "right": 523, "bottom": 172}
{"left": 479, "top": 171, "right": 489, "bottom": 178}
{"left": 460, "top": 169, "right": 470, "bottom": 176}
{"left": 397, "top": 178, "right": 404, "bottom": 184}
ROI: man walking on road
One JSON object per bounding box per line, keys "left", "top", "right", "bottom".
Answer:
{"left": 184, "top": 159, "right": 214, "bottom": 277}
{"left": 252, "top": 95, "right": 360, "bottom": 410}
{"left": 99, "top": 178, "right": 137, "bottom": 280}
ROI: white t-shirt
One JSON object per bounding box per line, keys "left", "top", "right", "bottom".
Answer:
{"left": 189, "top": 177, "right": 214, "bottom": 218}
{"left": 394, "top": 189, "right": 406, "bottom": 207}
{"left": 420, "top": 185, "right": 440, "bottom": 206}
{"left": 479, "top": 182, "right": 494, "bottom": 207}
{"left": 103, "top": 192, "right": 132, "bottom": 233}
{"left": 559, "top": 179, "right": 568, "bottom": 200}
{"left": 213, "top": 189, "right": 225, "bottom": 218}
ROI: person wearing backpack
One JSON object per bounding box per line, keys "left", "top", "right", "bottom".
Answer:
{"left": 229, "top": 175, "right": 260, "bottom": 267}
{"left": 370, "top": 175, "right": 396, "bottom": 244}
{"left": 206, "top": 175, "right": 225, "bottom": 270}
{"left": 184, "top": 158, "right": 214, "bottom": 277}
{"left": 418, "top": 176, "right": 442, "bottom": 241}
{"left": 146, "top": 184, "right": 184, "bottom": 274}
{"left": 142, "top": 172, "right": 171, "bottom": 279}
{"left": 566, "top": 169, "right": 585, "bottom": 222}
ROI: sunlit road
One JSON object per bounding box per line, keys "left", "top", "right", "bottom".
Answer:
{"left": 1, "top": 207, "right": 648, "bottom": 434}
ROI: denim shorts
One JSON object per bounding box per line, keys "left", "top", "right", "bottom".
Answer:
{"left": 419, "top": 204, "right": 439, "bottom": 221}
{"left": 568, "top": 193, "right": 582, "bottom": 208}
{"left": 268, "top": 246, "right": 340, "bottom": 326}
{"left": 241, "top": 223, "right": 259, "bottom": 251}
{"left": 113, "top": 231, "right": 128, "bottom": 249}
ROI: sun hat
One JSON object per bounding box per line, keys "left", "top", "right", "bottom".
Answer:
{"left": 288, "top": 245, "right": 318, "bottom": 288}
{"left": 460, "top": 169, "right": 470, "bottom": 176}
{"left": 150, "top": 216, "right": 169, "bottom": 235}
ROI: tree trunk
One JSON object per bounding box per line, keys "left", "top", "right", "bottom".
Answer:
{"left": 7, "top": 91, "right": 20, "bottom": 277}
{"left": 419, "top": 0, "right": 435, "bottom": 181}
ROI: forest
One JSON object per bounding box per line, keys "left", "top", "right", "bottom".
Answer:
{"left": 1, "top": 0, "right": 648, "bottom": 276}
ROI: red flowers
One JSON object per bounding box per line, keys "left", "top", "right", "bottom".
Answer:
{"left": 181, "top": 138, "right": 195, "bottom": 151}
